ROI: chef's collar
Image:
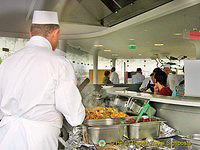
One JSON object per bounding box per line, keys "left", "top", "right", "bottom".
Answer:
{"left": 26, "top": 36, "right": 52, "bottom": 50}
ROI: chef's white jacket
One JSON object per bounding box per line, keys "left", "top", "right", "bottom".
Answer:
{"left": 110, "top": 71, "right": 119, "bottom": 84}
{"left": 0, "top": 36, "right": 85, "bottom": 150}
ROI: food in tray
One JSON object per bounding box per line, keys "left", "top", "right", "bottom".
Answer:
{"left": 85, "top": 107, "right": 128, "bottom": 119}
{"left": 127, "top": 118, "right": 154, "bottom": 123}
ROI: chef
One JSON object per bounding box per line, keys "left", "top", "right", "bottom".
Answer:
{"left": 0, "top": 10, "right": 85, "bottom": 150}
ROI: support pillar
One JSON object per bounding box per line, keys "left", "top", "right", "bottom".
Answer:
{"left": 58, "top": 40, "right": 66, "bottom": 52}
{"left": 192, "top": 41, "right": 200, "bottom": 59}
{"left": 112, "top": 58, "right": 116, "bottom": 67}
{"left": 93, "top": 49, "right": 99, "bottom": 84}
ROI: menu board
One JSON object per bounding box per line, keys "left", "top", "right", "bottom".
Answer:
{"left": 185, "top": 60, "right": 200, "bottom": 97}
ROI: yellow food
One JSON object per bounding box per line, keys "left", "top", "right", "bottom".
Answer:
{"left": 85, "top": 107, "right": 128, "bottom": 120}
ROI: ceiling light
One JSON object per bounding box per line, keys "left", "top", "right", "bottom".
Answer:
{"left": 104, "top": 49, "right": 111, "bottom": 52}
{"left": 129, "top": 38, "right": 134, "bottom": 40}
{"left": 139, "top": 54, "right": 142, "bottom": 55}
{"left": 94, "top": 44, "right": 103, "bottom": 47}
{"left": 174, "top": 33, "right": 182, "bottom": 36}
{"left": 154, "top": 43, "right": 164, "bottom": 46}
{"left": 129, "top": 44, "right": 136, "bottom": 49}
{"left": 112, "top": 54, "right": 118, "bottom": 56}
{"left": 144, "top": 29, "right": 148, "bottom": 32}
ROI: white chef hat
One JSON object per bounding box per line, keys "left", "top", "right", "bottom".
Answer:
{"left": 32, "top": 10, "right": 59, "bottom": 25}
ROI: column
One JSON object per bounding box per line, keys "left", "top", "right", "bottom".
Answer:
{"left": 93, "top": 49, "right": 99, "bottom": 84}
{"left": 58, "top": 40, "right": 66, "bottom": 52}
{"left": 192, "top": 41, "right": 200, "bottom": 59}
{"left": 112, "top": 58, "right": 116, "bottom": 67}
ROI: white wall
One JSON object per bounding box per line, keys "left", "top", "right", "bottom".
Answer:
{"left": 0, "top": 37, "right": 184, "bottom": 84}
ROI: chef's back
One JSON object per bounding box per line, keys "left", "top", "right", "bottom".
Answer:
{"left": 0, "top": 11, "right": 85, "bottom": 150}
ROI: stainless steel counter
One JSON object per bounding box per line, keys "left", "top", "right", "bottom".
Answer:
{"left": 104, "top": 87, "right": 200, "bottom": 136}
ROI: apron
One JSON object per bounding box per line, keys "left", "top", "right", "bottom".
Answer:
{"left": 0, "top": 115, "right": 60, "bottom": 150}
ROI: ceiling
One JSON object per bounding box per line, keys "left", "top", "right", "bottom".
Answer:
{"left": 0, "top": 0, "right": 199, "bottom": 59}
{"left": 67, "top": 3, "right": 200, "bottom": 59}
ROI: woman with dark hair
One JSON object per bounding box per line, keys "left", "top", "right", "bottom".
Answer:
{"left": 103, "top": 70, "right": 112, "bottom": 85}
{"left": 154, "top": 71, "right": 172, "bottom": 96}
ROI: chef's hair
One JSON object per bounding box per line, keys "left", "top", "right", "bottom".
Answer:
{"left": 30, "top": 24, "right": 60, "bottom": 37}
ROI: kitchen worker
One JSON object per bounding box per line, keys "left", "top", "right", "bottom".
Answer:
{"left": 163, "top": 64, "right": 179, "bottom": 90}
{"left": 110, "top": 67, "right": 119, "bottom": 84}
{"left": 0, "top": 10, "right": 85, "bottom": 150}
{"left": 132, "top": 68, "right": 145, "bottom": 84}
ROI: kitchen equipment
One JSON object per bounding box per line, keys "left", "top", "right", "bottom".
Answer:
{"left": 125, "top": 97, "right": 156, "bottom": 116}
{"left": 125, "top": 116, "right": 165, "bottom": 140}
{"left": 83, "top": 118, "right": 122, "bottom": 126}
{"left": 83, "top": 124, "right": 124, "bottom": 145}
{"left": 82, "top": 118, "right": 125, "bottom": 144}
{"left": 78, "top": 78, "right": 90, "bottom": 92}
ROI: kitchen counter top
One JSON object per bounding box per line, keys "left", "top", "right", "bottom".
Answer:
{"left": 104, "top": 87, "right": 200, "bottom": 107}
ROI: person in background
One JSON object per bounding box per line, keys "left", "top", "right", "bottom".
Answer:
{"left": 110, "top": 67, "right": 119, "bottom": 84}
{"left": 163, "top": 65, "right": 171, "bottom": 76}
{"left": 132, "top": 68, "right": 145, "bottom": 84}
{"left": 172, "top": 67, "right": 185, "bottom": 97}
{"left": 140, "top": 67, "right": 162, "bottom": 93}
{"left": 103, "top": 70, "right": 112, "bottom": 85}
{"left": 140, "top": 73, "right": 155, "bottom": 93}
{"left": 154, "top": 71, "right": 172, "bottom": 96}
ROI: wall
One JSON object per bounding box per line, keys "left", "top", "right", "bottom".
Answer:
{"left": 0, "top": 37, "right": 184, "bottom": 84}
{"left": 0, "top": 37, "right": 28, "bottom": 59}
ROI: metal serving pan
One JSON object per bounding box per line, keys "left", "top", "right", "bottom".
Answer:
{"left": 83, "top": 118, "right": 122, "bottom": 126}
{"left": 82, "top": 124, "right": 124, "bottom": 145}
{"left": 124, "top": 116, "right": 165, "bottom": 140}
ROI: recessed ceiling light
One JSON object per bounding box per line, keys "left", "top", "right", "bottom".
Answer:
{"left": 174, "top": 33, "right": 182, "bottom": 36}
{"left": 112, "top": 54, "right": 118, "bottom": 56}
{"left": 154, "top": 43, "right": 164, "bottom": 46}
{"left": 104, "top": 49, "right": 111, "bottom": 52}
{"left": 94, "top": 44, "right": 103, "bottom": 47}
{"left": 144, "top": 29, "right": 148, "bottom": 32}
{"left": 139, "top": 54, "right": 142, "bottom": 55}
{"left": 129, "top": 38, "right": 134, "bottom": 40}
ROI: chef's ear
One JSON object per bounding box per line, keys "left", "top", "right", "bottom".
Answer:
{"left": 52, "top": 29, "right": 60, "bottom": 37}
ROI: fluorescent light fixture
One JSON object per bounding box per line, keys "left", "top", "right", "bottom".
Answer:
{"left": 154, "top": 43, "right": 164, "bottom": 46}
{"left": 94, "top": 44, "right": 103, "bottom": 47}
{"left": 112, "top": 54, "right": 118, "bottom": 56}
{"left": 129, "top": 38, "right": 134, "bottom": 40}
{"left": 139, "top": 54, "right": 142, "bottom": 55}
{"left": 174, "top": 33, "right": 182, "bottom": 36}
{"left": 104, "top": 49, "right": 111, "bottom": 52}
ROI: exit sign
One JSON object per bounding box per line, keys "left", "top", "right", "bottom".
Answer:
{"left": 184, "top": 31, "right": 200, "bottom": 40}
{"left": 129, "top": 45, "right": 136, "bottom": 49}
